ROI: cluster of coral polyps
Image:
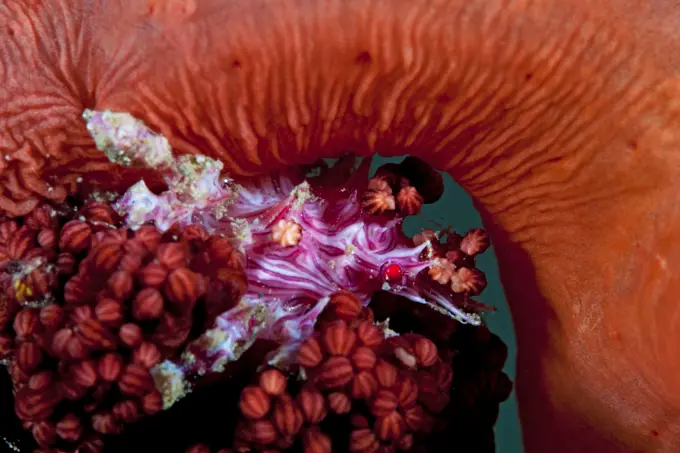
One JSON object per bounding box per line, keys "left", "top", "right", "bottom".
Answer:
{"left": 0, "top": 109, "right": 506, "bottom": 452}
{"left": 180, "top": 290, "right": 512, "bottom": 453}
{"left": 0, "top": 200, "right": 246, "bottom": 452}
{"left": 235, "top": 291, "right": 453, "bottom": 453}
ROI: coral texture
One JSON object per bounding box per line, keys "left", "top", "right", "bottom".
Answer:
{"left": 1, "top": 3, "right": 679, "bottom": 452}
{"left": 0, "top": 199, "right": 246, "bottom": 451}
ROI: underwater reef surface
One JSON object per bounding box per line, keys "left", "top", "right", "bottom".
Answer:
{"left": 3, "top": 2, "right": 680, "bottom": 452}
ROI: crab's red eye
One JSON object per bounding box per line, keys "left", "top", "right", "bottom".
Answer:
{"left": 382, "top": 263, "right": 403, "bottom": 282}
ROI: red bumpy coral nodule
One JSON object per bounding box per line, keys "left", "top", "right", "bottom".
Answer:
{"left": 0, "top": 200, "right": 246, "bottom": 452}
